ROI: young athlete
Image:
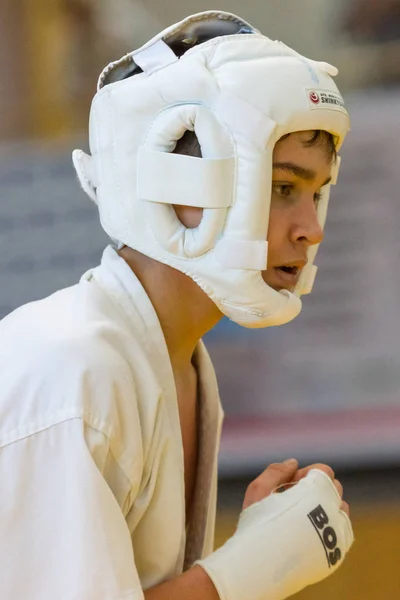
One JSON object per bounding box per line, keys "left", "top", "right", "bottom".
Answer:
{"left": 0, "top": 11, "right": 353, "bottom": 600}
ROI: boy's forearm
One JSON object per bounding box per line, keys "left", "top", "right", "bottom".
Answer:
{"left": 144, "top": 565, "right": 220, "bottom": 600}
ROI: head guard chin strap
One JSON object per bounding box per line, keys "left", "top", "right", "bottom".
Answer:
{"left": 73, "top": 10, "right": 350, "bottom": 328}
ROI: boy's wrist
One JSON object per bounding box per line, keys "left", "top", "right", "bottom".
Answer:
{"left": 144, "top": 564, "right": 220, "bottom": 600}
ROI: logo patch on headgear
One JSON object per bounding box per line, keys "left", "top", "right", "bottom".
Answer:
{"left": 307, "top": 89, "right": 346, "bottom": 113}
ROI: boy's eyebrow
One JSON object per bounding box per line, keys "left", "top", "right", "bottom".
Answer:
{"left": 273, "top": 162, "right": 332, "bottom": 186}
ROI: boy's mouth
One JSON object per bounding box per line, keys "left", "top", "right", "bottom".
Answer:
{"left": 276, "top": 265, "right": 299, "bottom": 276}
{"left": 271, "top": 262, "right": 306, "bottom": 290}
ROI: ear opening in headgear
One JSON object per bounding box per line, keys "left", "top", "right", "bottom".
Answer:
{"left": 137, "top": 103, "right": 235, "bottom": 258}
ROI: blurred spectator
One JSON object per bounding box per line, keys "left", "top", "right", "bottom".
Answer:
{"left": 344, "top": 0, "right": 400, "bottom": 42}
{"left": 342, "top": 0, "right": 400, "bottom": 86}
{"left": 60, "top": 0, "right": 99, "bottom": 113}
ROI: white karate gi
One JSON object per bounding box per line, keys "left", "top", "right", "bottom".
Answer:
{"left": 0, "top": 245, "right": 224, "bottom": 600}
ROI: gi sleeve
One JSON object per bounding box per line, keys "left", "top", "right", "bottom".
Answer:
{"left": 0, "top": 417, "right": 145, "bottom": 600}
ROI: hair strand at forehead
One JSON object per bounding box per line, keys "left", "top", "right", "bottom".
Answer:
{"left": 279, "top": 130, "right": 337, "bottom": 161}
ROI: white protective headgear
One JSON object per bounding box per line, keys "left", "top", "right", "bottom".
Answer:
{"left": 73, "top": 10, "right": 350, "bottom": 328}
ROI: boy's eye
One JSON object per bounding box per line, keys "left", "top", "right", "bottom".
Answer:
{"left": 314, "top": 191, "right": 323, "bottom": 204}
{"left": 272, "top": 184, "right": 324, "bottom": 204}
{"left": 273, "top": 184, "right": 293, "bottom": 197}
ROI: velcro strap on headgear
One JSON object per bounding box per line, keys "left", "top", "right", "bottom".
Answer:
{"left": 134, "top": 39, "right": 178, "bottom": 75}
{"left": 137, "top": 148, "right": 234, "bottom": 208}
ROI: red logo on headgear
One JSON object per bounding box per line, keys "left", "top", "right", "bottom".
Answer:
{"left": 309, "top": 91, "right": 320, "bottom": 104}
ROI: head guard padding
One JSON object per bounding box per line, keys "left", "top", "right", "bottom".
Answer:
{"left": 73, "top": 11, "right": 350, "bottom": 328}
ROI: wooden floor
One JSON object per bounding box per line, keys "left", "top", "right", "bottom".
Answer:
{"left": 215, "top": 501, "right": 400, "bottom": 599}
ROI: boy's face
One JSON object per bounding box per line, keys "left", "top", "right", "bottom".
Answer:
{"left": 263, "top": 131, "right": 333, "bottom": 292}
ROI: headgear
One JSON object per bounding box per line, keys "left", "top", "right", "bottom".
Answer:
{"left": 73, "top": 10, "right": 350, "bottom": 327}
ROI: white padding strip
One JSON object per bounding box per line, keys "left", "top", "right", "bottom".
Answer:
{"left": 133, "top": 39, "right": 178, "bottom": 75}
{"left": 330, "top": 155, "right": 341, "bottom": 185}
{"left": 297, "top": 264, "right": 318, "bottom": 295}
{"left": 137, "top": 148, "right": 234, "bottom": 208}
{"left": 72, "top": 149, "right": 97, "bottom": 203}
{"left": 214, "top": 239, "right": 268, "bottom": 270}
{"left": 216, "top": 92, "right": 276, "bottom": 148}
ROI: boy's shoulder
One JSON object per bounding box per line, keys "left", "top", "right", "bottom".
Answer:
{"left": 0, "top": 282, "right": 150, "bottom": 448}
{"left": 1, "top": 282, "right": 130, "bottom": 373}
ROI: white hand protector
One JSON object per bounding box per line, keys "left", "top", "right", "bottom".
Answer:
{"left": 73, "top": 10, "right": 350, "bottom": 328}
{"left": 197, "top": 470, "right": 354, "bottom": 600}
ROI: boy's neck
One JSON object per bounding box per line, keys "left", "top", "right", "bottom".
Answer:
{"left": 118, "top": 246, "right": 223, "bottom": 373}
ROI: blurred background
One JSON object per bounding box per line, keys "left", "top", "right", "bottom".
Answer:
{"left": 1, "top": 0, "right": 400, "bottom": 597}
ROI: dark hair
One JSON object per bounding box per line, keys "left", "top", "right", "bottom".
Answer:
{"left": 278, "top": 130, "right": 337, "bottom": 161}
{"left": 173, "top": 129, "right": 337, "bottom": 160}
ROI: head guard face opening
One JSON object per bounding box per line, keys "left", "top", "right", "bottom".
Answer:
{"left": 73, "top": 10, "right": 350, "bottom": 328}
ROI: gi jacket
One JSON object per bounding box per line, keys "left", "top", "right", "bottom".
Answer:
{"left": 0, "top": 245, "right": 224, "bottom": 599}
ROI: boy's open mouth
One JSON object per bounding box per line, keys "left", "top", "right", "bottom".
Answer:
{"left": 277, "top": 266, "right": 299, "bottom": 276}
